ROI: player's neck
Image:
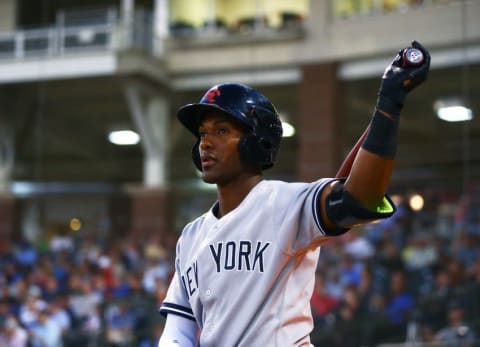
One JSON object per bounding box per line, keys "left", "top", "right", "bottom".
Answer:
{"left": 216, "top": 174, "right": 262, "bottom": 218}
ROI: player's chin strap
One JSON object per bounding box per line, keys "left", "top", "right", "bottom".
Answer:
{"left": 325, "top": 182, "right": 396, "bottom": 230}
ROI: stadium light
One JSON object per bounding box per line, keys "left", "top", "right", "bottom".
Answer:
{"left": 409, "top": 193, "right": 424, "bottom": 212}
{"left": 281, "top": 121, "right": 295, "bottom": 137}
{"left": 279, "top": 113, "right": 295, "bottom": 137}
{"left": 108, "top": 129, "right": 140, "bottom": 145}
{"left": 434, "top": 98, "right": 473, "bottom": 122}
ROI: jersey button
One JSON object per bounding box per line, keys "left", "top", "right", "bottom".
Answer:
{"left": 205, "top": 289, "right": 212, "bottom": 296}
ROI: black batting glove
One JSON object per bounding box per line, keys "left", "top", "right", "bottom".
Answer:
{"left": 376, "top": 40, "right": 431, "bottom": 119}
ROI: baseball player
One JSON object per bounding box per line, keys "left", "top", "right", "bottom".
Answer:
{"left": 158, "top": 41, "right": 430, "bottom": 346}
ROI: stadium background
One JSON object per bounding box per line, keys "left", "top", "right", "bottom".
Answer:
{"left": 0, "top": 0, "right": 480, "bottom": 346}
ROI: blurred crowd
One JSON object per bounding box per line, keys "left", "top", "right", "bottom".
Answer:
{"left": 0, "top": 230, "right": 175, "bottom": 347}
{"left": 310, "top": 192, "right": 480, "bottom": 347}
{"left": 1, "top": 191, "right": 480, "bottom": 347}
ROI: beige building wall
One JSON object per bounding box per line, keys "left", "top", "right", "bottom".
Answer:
{"left": 166, "top": 1, "right": 480, "bottom": 74}
{"left": 0, "top": 0, "right": 16, "bottom": 31}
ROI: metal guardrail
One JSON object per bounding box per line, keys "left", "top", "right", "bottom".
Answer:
{"left": 0, "top": 0, "right": 463, "bottom": 61}
{"left": 0, "top": 23, "right": 116, "bottom": 60}
{"left": 0, "top": 6, "right": 157, "bottom": 61}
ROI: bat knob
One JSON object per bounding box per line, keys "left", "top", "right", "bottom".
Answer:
{"left": 402, "top": 47, "right": 424, "bottom": 67}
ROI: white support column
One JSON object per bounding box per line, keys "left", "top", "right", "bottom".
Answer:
{"left": 153, "top": 0, "right": 169, "bottom": 57}
{"left": 0, "top": 127, "right": 14, "bottom": 194}
{"left": 21, "top": 201, "right": 42, "bottom": 243}
{"left": 120, "top": 0, "right": 135, "bottom": 48}
{"left": 205, "top": 0, "right": 216, "bottom": 32}
{"left": 124, "top": 82, "right": 169, "bottom": 187}
{"left": 144, "top": 98, "right": 169, "bottom": 186}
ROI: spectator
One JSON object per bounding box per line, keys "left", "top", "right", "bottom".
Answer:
{"left": 47, "top": 298, "right": 71, "bottom": 339}
{"left": 74, "top": 237, "right": 101, "bottom": 266}
{"left": 435, "top": 299, "right": 477, "bottom": 347}
{"left": 468, "top": 256, "right": 480, "bottom": 283}
{"left": 445, "top": 257, "right": 468, "bottom": 289}
{"left": 82, "top": 305, "right": 102, "bottom": 347}
{"left": 357, "top": 266, "right": 375, "bottom": 311}
{"left": 363, "top": 292, "right": 391, "bottom": 345}
{"left": 49, "top": 228, "right": 74, "bottom": 254}
{"left": 452, "top": 230, "right": 480, "bottom": 272}
{"left": 142, "top": 256, "right": 171, "bottom": 294}
{"left": 324, "top": 268, "right": 343, "bottom": 300}
{"left": 342, "top": 230, "right": 375, "bottom": 261}
{"left": 104, "top": 301, "right": 136, "bottom": 347}
{"left": 329, "top": 285, "right": 366, "bottom": 347}
{"left": 69, "top": 279, "right": 102, "bottom": 324}
{"left": 338, "top": 252, "right": 364, "bottom": 289}
{"left": 29, "top": 307, "right": 63, "bottom": 347}
{"left": 127, "top": 273, "right": 159, "bottom": 346}
{"left": 97, "top": 254, "right": 116, "bottom": 292}
{"left": 119, "top": 239, "right": 144, "bottom": 273}
{"left": 42, "top": 275, "right": 61, "bottom": 302}
{"left": 402, "top": 232, "right": 438, "bottom": 271}
{"left": 417, "top": 267, "right": 458, "bottom": 333}
{"left": 13, "top": 240, "right": 38, "bottom": 273}
{"left": 50, "top": 252, "right": 72, "bottom": 294}
{"left": 0, "top": 315, "right": 28, "bottom": 347}
{"left": 383, "top": 269, "right": 415, "bottom": 341}
{"left": 310, "top": 272, "right": 339, "bottom": 326}
{"left": 3, "top": 261, "right": 22, "bottom": 288}
{"left": 18, "top": 288, "right": 45, "bottom": 330}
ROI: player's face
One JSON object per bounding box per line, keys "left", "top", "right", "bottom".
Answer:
{"left": 197, "top": 112, "right": 249, "bottom": 185}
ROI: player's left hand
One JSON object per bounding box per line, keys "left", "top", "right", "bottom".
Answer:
{"left": 376, "top": 40, "right": 431, "bottom": 118}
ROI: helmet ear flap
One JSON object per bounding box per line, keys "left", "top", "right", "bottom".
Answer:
{"left": 192, "top": 139, "right": 202, "bottom": 171}
{"left": 238, "top": 133, "right": 274, "bottom": 170}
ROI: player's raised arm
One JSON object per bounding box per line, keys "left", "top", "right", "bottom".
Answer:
{"left": 320, "top": 41, "right": 431, "bottom": 231}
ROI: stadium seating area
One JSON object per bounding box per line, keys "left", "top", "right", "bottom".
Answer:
{"left": 1, "top": 189, "right": 480, "bottom": 346}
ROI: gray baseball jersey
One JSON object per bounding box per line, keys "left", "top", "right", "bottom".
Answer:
{"left": 160, "top": 178, "right": 339, "bottom": 346}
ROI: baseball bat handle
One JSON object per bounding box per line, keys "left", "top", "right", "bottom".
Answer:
{"left": 402, "top": 47, "right": 424, "bottom": 67}
{"left": 335, "top": 125, "right": 370, "bottom": 178}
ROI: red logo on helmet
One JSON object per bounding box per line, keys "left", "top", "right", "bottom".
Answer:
{"left": 205, "top": 87, "right": 221, "bottom": 103}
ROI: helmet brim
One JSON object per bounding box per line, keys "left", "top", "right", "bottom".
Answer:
{"left": 177, "top": 103, "right": 250, "bottom": 137}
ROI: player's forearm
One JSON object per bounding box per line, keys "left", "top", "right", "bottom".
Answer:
{"left": 344, "top": 41, "right": 430, "bottom": 210}
{"left": 322, "top": 42, "right": 430, "bottom": 230}
{"left": 343, "top": 148, "right": 394, "bottom": 210}
{"left": 344, "top": 108, "right": 397, "bottom": 210}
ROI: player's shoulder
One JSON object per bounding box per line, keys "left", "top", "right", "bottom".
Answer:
{"left": 263, "top": 178, "right": 339, "bottom": 212}
{"left": 181, "top": 211, "right": 209, "bottom": 236}
{"left": 262, "top": 178, "right": 334, "bottom": 192}
{"left": 178, "top": 202, "right": 224, "bottom": 241}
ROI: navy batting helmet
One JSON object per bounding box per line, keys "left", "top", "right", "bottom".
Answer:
{"left": 177, "top": 82, "right": 283, "bottom": 170}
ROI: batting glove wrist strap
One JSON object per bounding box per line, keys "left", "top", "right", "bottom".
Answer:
{"left": 376, "top": 97, "right": 402, "bottom": 119}
{"left": 362, "top": 110, "right": 399, "bottom": 159}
